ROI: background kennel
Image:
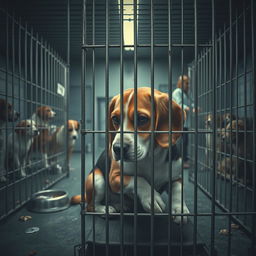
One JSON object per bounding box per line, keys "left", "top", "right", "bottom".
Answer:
{"left": 79, "top": 0, "right": 255, "bottom": 256}
{"left": 0, "top": 6, "right": 70, "bottom": 221}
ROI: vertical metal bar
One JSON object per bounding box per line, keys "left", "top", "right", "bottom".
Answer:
{"left": 30, "top": 28, "right": 33, "bottom": 194}
{"left": 242, "top": 1, "right": 248, "bottom": 224}
{"left": 34, "top": 32, "right": 38, "bottom": 191}
{"left": 235, "top": 12, "right": 239, "bottom": 214}
{"left": 228, "top": 1, "right": 233, "bottom": 255}
{"left": 40, "top": 36, "right": 43, "bottom": 188}
{"left": 66, "top": 0, "right": 70, "bottom": 176}
{"left": 133, "top": 0, "right": 138, "bottom": 255}
{"left": 251, "top": 0, "right": 256, "bottom": 251}
{"left": 11, "top": 13, "right": 16, "bottom": 211}
{"left": 4, "top": 12, "right": 9, "bottom": 216}
{"left": 24, "top": 23, "right": 28, "bottom": 201}
{"left": 218, "top": 30, "right": 223, "bottom": 205}
{"left": 193, "top": 0, "right": 198, "bottom": 255}
{"left": 92, "top": 0, "right": 96, "bottom": 255}
{"left": 167, "top": 0, "right": 173, "bottom": 255}
{"left": 18, "top": 17, "right": 22, "bottom": 205}
{"left": 81, "top": 0, "right": 86, "bottom": 254}
{"left": 119, "top": 0, "right": 124, "bottom": 255}
{"left": 223, "top": 24, "right": 228, "bottom": 208}
{"left": 210, "top": 0, "right": 216, "bottom": 255}
{"left": 180, "top": 0, "right": 184, "bottom": 253}
{"left": 150, "top": 1, "right": 155, "bottom": 255}
{"left": 105, "top": 0, "right": 110, "bottom": 255}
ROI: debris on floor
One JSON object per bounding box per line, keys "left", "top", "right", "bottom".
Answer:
{"left": 219, "top": 229, "right": 231, "bottom": 236}
{"left": 25, "top": 227, "right": 40, "bottom": 234}
{"left": 231, "top": 223, "right": 239, "bottom": 230}
{"left": 19, "top": 216, "right": 32, "bottom": 222}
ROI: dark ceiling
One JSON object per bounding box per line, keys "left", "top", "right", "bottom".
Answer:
{"left": 0, "top": 0, "right": 250, "bottom": 63}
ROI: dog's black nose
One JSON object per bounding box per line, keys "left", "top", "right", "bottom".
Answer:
{"left": 113, "top": 143, "right": 129, "bottom": 160}
{"left": 72, "top": 136, "right": 77, "bottom": 140}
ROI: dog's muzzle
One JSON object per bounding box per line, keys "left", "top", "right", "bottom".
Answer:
{"left": 113, "top": 143, "right": 130, "bottom": 161}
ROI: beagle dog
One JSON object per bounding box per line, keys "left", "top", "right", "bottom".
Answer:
{"left": 30, "top": 106, "right": 56, "bottom": 168}
{"left": 72, "top": 87, "right": 189, "bottom": 224}
{"left": 0, "top": 99, "right": 20, "bottom": 182}
{"left": 205, "top": 113, "right": 234, "bottom": 168}
{"left": 49, "top": 120, "right": 80, "bottom": 170}
{"left": 7, "top": 120, "right": 39, "bottom": 177}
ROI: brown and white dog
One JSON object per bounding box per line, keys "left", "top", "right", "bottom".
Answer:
{"left": 7, "top": 120, "right": 39, "bottom": 177}
{"left": 205, "top": 113, "right": 234, "bottom": 168}
{"left": 30, "top": 106, "right": 56, "bottom": 168}
{"left": 49, "top": 120, "right": 80, "bottom": 170}
{"left": 72, "top": 87, "right": 189, "bottom": 224}
{"left": 0, "top": 99, "right": 20, "bottom": 182}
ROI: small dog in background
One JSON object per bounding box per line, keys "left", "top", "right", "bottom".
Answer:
{"left": 49, "top": 120, "right": 80, "bottom": 171}
{"left": 218, "top": 119, "right": 252, "bottom": 185}
{"left": 30, "top": 106, "right": 56, "bottom": 168}
{"left": 7, "top": 120, "right": 39, "bottom": 178}
{"left": 221, "top": 119, "right": 245, "bottom": 156}
{"left": 0, "top": 99, "right": 20, "bottom": 182}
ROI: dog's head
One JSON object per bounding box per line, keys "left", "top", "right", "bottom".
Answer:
{"left": 0, "top": 99, "right": 19, "bottom": 122}
{"left": 15, "top": 119, "right": 39, "bottom": 137}
{"left": 222, "top": 113, "right": 234, "bottom": 127}
{"left": 221, "top": 119, "right": 245, "bottom": 143}
{"left": 205, "top": 114, "right": 213, "bottom": 128}
{"left": 109, "top": 87, "right": 185, "bottom": 162}
{"left": 67, "top": 120, "right": 80, "bottom": 141}
{"left": 36, "top": 106, "right": 56, "bottom": 122}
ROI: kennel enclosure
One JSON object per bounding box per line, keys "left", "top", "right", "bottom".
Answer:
{"left": 79, "top": 0, "right": 256, "bottom": 256}
{"left": 0, "top": 6, "right": 70, "bottom": 220}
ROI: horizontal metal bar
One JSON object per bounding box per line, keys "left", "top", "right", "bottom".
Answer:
{"left": 81, "top": 211, "right": 256, "bottom": 217}
{"left": 82, "top": 43, "right": 212, "bottom": 49}
{"left": 80, "top": 129, "right": 250, "bottom": 134}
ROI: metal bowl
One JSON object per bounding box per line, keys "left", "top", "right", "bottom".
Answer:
{"left": 27, "top": 189, "right": 70, "bottom": 213}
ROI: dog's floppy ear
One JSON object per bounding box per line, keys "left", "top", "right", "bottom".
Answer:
{"left": 15, "top": 121, "right": 26, "bottom": 135}
{"left": 154, "top": 91, "right": 185, "bottom": 147}
{"left": 76, "top": 121, "right": 80, "bottom": 130}
{"left": 108, "top": 95, "right": 119, "bottom": 150}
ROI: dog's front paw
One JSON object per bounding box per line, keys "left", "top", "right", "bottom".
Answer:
{"left": 140, "top": 191, "right": 166, "bottom": 213}
{"left": 94, "top": 204, "right": 116, "bottom": 213}
{"left": 172, "top": 203, "right": 190, "bottom": 224}
{"left": 20, "top": 168, "right": 26, "bottom": 177}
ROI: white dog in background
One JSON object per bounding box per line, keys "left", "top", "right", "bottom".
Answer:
{"left": 7, "top": 120, "right": 39, "bottom": 177}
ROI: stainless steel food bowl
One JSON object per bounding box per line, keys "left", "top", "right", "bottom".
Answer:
{"left": 27, "top": 189, "right": 70, "bottom": 213}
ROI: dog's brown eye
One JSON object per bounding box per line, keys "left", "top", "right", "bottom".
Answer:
{"left": 112, "top": 116, "right": 120, "bottom": 126}
{"left": 27, "top": 125, "right": 30, "bottom": 127}
{"left": 68, "top": 128, "right": 73, "bottom": 132}
{"left": 138, "top": 115, "right": 149, "bottom": 126}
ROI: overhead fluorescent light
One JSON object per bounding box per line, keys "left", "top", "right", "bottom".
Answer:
{"left": 118, "top": 0, "right": 138, "bottom": 51}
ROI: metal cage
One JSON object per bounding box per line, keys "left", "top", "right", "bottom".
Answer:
{"left": 79, "top": 0, "right": 255, "bottom": 256}
{"left": 0, "top": 8, "right": 69, "bottom": 221}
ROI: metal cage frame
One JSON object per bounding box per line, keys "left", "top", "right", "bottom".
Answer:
{"left": 79, "top": 0, "right": 255, "bottom": 256}
{"left": 0, "top": 5, "right": 70, "bottom": 221}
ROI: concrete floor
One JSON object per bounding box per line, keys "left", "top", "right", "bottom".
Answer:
{"left": 0, "top": 153, "right": 252, "bottom": 256}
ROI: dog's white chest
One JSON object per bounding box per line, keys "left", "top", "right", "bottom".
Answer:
{"left": 123, "top": 148, "right": 181, "bottom": 191}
